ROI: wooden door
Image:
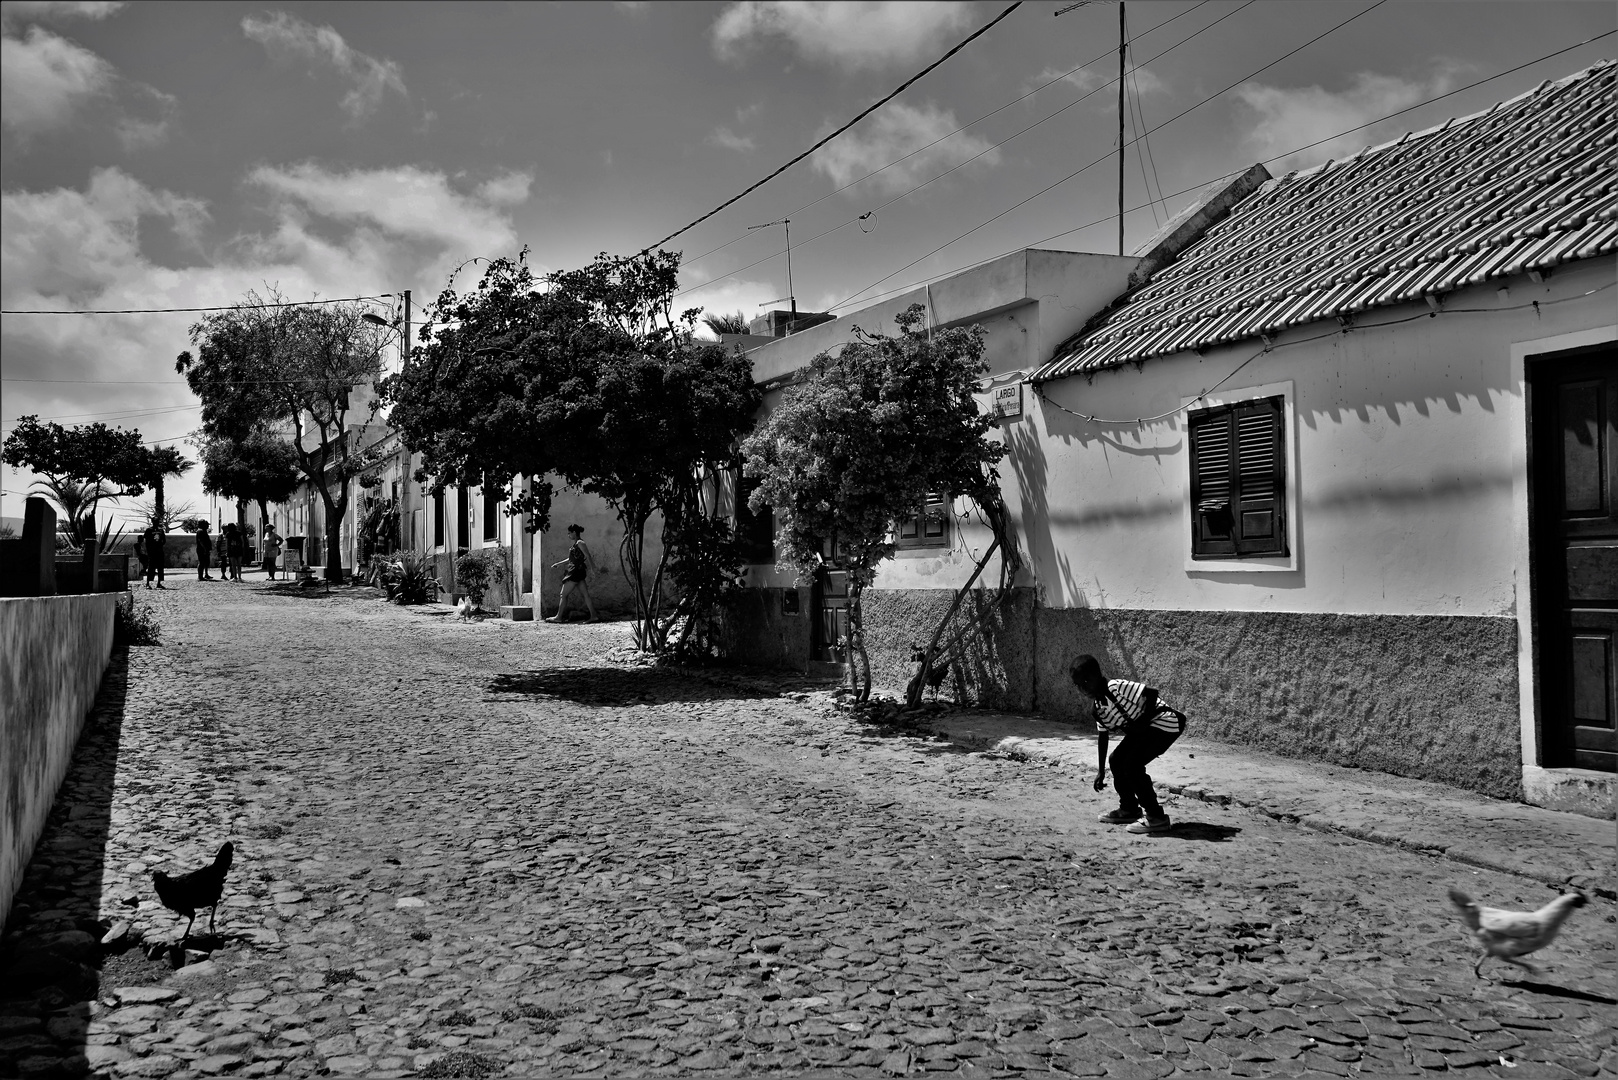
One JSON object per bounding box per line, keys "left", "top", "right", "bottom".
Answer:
{"left": 1531, "top": 348, "right": 1618, "bottom": 772}
{"left": 810, "top": 568, "right": 850, "bottom": 663}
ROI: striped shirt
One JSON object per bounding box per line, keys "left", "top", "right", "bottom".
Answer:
{"left": 1093, "top": 679, "right": 1187, "bottom": 735}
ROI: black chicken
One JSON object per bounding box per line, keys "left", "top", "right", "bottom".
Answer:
{"left": 153, "top": 842, "right": 234, "bottom": 941}
{"left": 907, "top": 646, "right": 953, "bottom": 703}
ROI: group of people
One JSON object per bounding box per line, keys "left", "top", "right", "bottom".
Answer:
{"left": 130, "top": 522, "right": 288, "bottom": 588}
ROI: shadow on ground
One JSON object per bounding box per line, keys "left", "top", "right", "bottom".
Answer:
{"left": 1502, "top": 980, "right": 1618, "bottom": 1005}
{"left": 1158, "top": 822, "right": 1242, "bottom": 843}
{"left": 488, "top": 666, "right": 779, "bottom": 706}
{"left": 0, "top": 648, "right": 130, "bottom": 1078}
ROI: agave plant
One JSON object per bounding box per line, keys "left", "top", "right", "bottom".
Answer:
{"left": 382, "top": 550, "right": 438, "bottom": 605}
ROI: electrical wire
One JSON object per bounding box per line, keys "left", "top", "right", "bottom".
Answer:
{"left": 1, "top": 294, "right": 393, "bottom": 316}
{"left": 674, "top": 0, "right": 1257, "bottom": 303}
{"left": 815, "top": 24, "right": 1615, "bottom": 315}
{"left": 677, "top": 0, "right": 1217, "bottom": 270}
{"left": 1127, "top": 29, "right": 1169, "bottom": 223}
{"left": 825, "top": 0, "right": 1389, "bottom": 314}
{"left": 636, "top": 1, "right": 1026, "bottom": 257}
{"left": 1034, "top": 280, "right": 1617, "bottom": 425}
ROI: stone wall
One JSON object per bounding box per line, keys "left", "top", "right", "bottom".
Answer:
{"left": 0, "top": 593, "right": 119, "bottom": 927}
{"left": 861, "top": 588, "right": 1038, "bottom": 712}
{"left": 1034, "top": 608, "right": 1522, "bottom": 801}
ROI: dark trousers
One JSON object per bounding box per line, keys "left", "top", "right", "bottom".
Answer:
{"left": 1110, "top": 725, "right": 1181, "bottom": 818}
{"left": 197, "top": 553, "right": 211, "bottom": 579}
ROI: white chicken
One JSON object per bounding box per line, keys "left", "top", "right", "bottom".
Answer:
{"left": 1448, "top": 886, "right": 1587, "bottom": 977}
{"left": 456, "top": 596, "right": 475, "bottom": 620}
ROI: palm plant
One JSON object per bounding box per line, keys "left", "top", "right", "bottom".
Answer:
{"left": 142, "top": 446, "right": 193, "bottom": 531}
{"left": 30, "top": 476, "right": 116, "bottom": 540}
{"left": 700, "top": 310, "right": 751, "bottom": 337}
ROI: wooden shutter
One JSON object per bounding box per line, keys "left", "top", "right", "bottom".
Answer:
{"left": 1189, "top": 397, "right": 1287, "bottom": 558}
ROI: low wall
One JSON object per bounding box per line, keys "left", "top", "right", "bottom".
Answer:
{"left": 1034, "top": 608, "right": 1522, "bottom": 801}
{"left": 862, "top": 588, "right": 1038, "bottom": 712}
{"left": 0, "top": 593, "right": 119, "bottom": 929}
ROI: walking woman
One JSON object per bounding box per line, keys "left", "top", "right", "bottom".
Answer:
{"left": 546, "top": 524, "right": 599, "bottom": 622}
{"left": 262, "top": 526, "right": 283, "bottom": 580}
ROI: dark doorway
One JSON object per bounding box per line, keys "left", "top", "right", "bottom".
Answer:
{"left": 1529, "top": 346, "right": 1617, "bottom": 772}
{"left": 810, "top": 567, "right": 850, "bottom": 663}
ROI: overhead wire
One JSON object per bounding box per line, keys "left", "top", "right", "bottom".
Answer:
{"left": 674, "top": 0, "right": 1257, "bottom": 302}
{"left": 677, "top": 0, "right": 1217, "bottom": 270}
{"left": 1, "top": 294, "right": 393, "bottom": 316}
{"left": 806, "top": 25, "right": 1618, "bottom": 315}
{"left": 824, "top": 0, "right": 1390, "bottom": 314}
{"left": 636, "top": 0, "right": 1026, "bottom": 257}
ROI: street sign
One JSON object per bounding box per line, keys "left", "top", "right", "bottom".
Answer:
{"left": 993, "top": 383, "right": 1023, "bottom": 418}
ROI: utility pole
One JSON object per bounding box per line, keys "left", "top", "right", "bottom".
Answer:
{"left": 1054, "top": 0, "right": 1126, "bottom": 255}
{"left": 1118, "top": 1, "right": 1126, "bottom": 256}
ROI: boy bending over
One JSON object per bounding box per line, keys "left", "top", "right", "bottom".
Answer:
{"left": 1070, "top": 654, "right": 1186, "bottom": 835}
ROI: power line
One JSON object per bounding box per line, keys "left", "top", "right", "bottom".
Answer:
{"left": 825, "top": 0, "right": 1389, "bottom": 313}
{"left": 3, "top": 403, "right": 201, "bottom": 425}
{"left": 637, "top": 1, "right": 1026, "bottom": 256}
{"left": 0, "top": 294, "right": 392, "bottom": 316}
{"left": 678, "top": 0, "right": 1216, "bottom": 271}
{"left": 819, "top": 27, "right": 1616, "bottom": 314}
{"left": 675, "top": 0, "right": 1257, "bottom": 303}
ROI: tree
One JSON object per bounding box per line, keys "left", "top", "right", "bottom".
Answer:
{"left": 2, "top": 415, "right": 151, "bottom": 535}
{"left": 382, "top": 249, "right": 760, "bottom": 653}
{"left": 177, "top": 291, "right": 386, "bottom": 581}
{"left": 128, "top": 495, "right": 197, "bottom": 533}
{"left": 198, "top": 428, "right": 301, "bottom": 536}
{"left": 701, "top": 310, "right": 750, "bottom": 337}
{"left": 740, "top": 304, "right": 1014, "bottom": 704}
{"left": 138, "top": 446, "right": 193, "bottom": 536}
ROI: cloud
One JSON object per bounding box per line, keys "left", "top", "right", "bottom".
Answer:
{"left": 241, "top": 10, "right": 406, "bottom": 120}
{"left": 475, "top": 170, "right": 533, "bottom": 207}
{"left": 707, "top": 125, "right": 755, "bottom": 152}
{"left": 712, "top": 1, "right": 974, "bottom": 71}
{"left": 0, "top": 2, "right": 122, "bottom": 29}
{"left": 246, "top": 163, "right": 521, "bottom": 258}
{"left": 1024, "top": 63, "right": 1165, "bottom": 101}
{"left": 2, "top": 164, "right": 530, "bottom": 522}
{"left": 0, "top": 24, "right": 114, "bottom": 136}
{"left": 676, "top": 274, "right": 786, "bottom": 338}
{"left": 811, "top": 100, "right": 998, "bottom": 195}
{"left": 1235, "top": 67, "right": 1467, "bottom": 171}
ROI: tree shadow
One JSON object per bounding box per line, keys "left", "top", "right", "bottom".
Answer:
{"left": 0, "top": 647, "right": 129, "bottom": 1076}
{"left": 487, "top": 666, "right": 778, "bottom": 706}
{"left": 1501, "top": 980, "right": 1618, "bottom": 1005}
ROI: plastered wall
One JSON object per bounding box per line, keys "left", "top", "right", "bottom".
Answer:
{"left": 0, "top": 593, "right": 118, "bottom": 928}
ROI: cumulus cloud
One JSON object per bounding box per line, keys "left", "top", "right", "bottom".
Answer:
{"left": 707, "top": 125, "right": 755, "bottom": 152}
{"left": 0, "top": 24, "right": 114, "bottom": 136}
{"left": 241, "top": 10, "right": 406, "bottom": 120}
{"left": 712, "top": 1, "right": 974, "bottom": 71}
{"left": 1235, "top": 67, "right": 1466, "bottom": 171}
{"left": 676, "top": 274, "right": 785, "bottom": 339}
{"left": 246, "top": 163, "right": 521, "bottom": 257}
{"left": 475, "top": 170, "right": 533, "bottom": 207}
{"left": 0, "top": 2, "right": 123, "bottom": 29}
{"left": 1, "top": 164, "right": 528, "bottom": 520}
{"left": 811, "top": 100, "right": 998, "bottom": 195}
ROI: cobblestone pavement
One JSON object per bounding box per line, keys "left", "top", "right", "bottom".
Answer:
{"left": 3, "top": 579, "right": 1615, "bottom": 1080}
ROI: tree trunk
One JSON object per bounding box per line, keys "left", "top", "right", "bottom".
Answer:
{"left": 154, "top": 477, "right": 166, "bottom": 531}
{"left": 849, "top": 584, "right": 871, "bottom": 704}
{"left": 319, "top": 479, "right": 347, "bottom": 583}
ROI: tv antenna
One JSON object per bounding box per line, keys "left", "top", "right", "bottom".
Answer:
{"left": 748, "top": 218, "right": 796, "bottom": 327}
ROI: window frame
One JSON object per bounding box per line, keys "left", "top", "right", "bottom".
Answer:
{"left": 895, "top": 491, "right": 952, "bottom": 550}
{"left": 734, "top": 473, "right": 776, "bottom": 565}
{"left": 1181, "top": 380, "right": 1298, "bottom": 573}
{"left": 482, "top": 484, "right": 501, "bottom": 544}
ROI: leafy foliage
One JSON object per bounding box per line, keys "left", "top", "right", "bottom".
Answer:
{"left": 177, "top": 290, "right": 386, "bottom": 581}
{"left": 382, "top": 249, "right": 760, "bottom": 652}
{"left": 741, "top": 304, "right": 1007, "bottom": 701}
{"left": 2, "top": 415, "right": 152, "bottom": 532}
{"left": 114, "top": 599, "right": 161, "bottom": 647}
{"left": 380, "top": 550, "right": 438, "bottom": 605}
{"left": 28, "top": 476, "right": 118, "bottom": 540}
{"left": 198, "top": 428, "right": 301, "bottom": 530}
{"left": 701, "top": 310, "right": 750, "bottom": 336}
{"left": 453, "top": 548, "right": 492, "bottom": 608}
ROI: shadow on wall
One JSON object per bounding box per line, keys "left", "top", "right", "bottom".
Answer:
{"left": 1034, "top": 607, "right": 1523, "bottom": 800}
{"left": 0, "top": 649, "right": 127, "bottom": 1074}
{"left": 717, "top": 588, "right": 812, "bottom": 672}
{"left": 863, "top": 588, "right": 1037, "bottom": 711}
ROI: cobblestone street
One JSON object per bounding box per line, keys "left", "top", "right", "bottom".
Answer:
{"left": 3, "top": 579, "right": 1615, "bottom": 1079}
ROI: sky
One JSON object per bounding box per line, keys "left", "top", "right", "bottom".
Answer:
{"left": 2, "top": 0, "right": 1614, "bottom": 527}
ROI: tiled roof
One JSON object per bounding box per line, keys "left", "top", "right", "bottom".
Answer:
{"left": 1034, "top": 61, "right": 1617, "bottom": 382}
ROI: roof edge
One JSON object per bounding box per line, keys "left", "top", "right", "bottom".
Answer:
{"left": 1128, "top": 163, "right": 1272, "bottom": 290}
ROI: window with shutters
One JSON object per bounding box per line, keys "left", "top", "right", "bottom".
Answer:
{"left": 482, "top": 485, "right": 501, "bottom": 543}
{"left": 1188, "top": 395, "right": 1288, "bottom": 559}
{"left": 896, "top": 492, "right": 951, "bottom": 549}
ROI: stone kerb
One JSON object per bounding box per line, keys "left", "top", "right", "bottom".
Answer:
{"left": 0, "top": 592, "right": 118, "bottom": 929}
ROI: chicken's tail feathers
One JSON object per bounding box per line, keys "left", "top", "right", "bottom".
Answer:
{"left": 1448, "top": 886, "right": 1481, "bottom": 930}
{"left": 214, "top": 842, "right": 235, "bottom": 873}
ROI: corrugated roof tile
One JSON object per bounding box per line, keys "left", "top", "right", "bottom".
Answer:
{"left": 1035, "top": 60, "right": 1617, "bottom": 383}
